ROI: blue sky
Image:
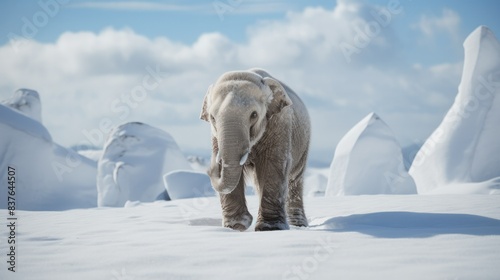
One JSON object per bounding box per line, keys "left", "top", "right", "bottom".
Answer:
{"left": 2, "top": 0, "right": 499, "bottom": 64}
{"left": 0, "top": 0, "right": 499, "bottom": 164}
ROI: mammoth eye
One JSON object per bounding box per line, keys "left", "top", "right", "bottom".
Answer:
{"left": 250, "top": 111, "right": 258, "bottom": 119}
{"left": 210, "top": 115, "right": 216, "bottom": 123}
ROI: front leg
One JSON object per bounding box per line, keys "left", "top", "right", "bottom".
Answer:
{"left": 219, "top": 171, "right": 253, "bottom": 231}
{"left": 254, "top": 157, "right": 290, "bottom": 231}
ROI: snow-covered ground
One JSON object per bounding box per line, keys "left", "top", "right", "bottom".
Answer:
{"left": 1, "top": 25, "right": 500, "bottom": 279}
{"left": 1, "top": 195, "right": 499, "bottom": 279}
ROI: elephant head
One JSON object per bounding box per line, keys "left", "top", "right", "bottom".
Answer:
{"left": 200, "top": 70, "right": 292, "bottom": 194}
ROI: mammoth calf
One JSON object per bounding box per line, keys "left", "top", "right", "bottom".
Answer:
{"left": 200, "top": 68, "right": 310, "bottom": 231}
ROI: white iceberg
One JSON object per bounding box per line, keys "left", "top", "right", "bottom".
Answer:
{"left": 0, "top": 104, "right": 97, "bottom": 210}
{"left": 1, "top": 88, "right": 42, "bottom": 123}
{"left": 409, "top": 26, "right": 500, "bottom": 194}
{"left": 164, "top": 170, "right": 215, "bottom": 200}
{"left": 326, "top": 112, "right": 417, "bottom": 196}
{"left": 97, "top": 122, "right": 192, "bottom": 207}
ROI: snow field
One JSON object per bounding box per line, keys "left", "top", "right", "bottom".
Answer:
{"left": 0, "top": 195, "right": 499, "bottom": 279}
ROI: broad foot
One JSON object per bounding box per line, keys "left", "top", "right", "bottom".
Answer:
{"left": 223, "top": 212, "right": 253, "bottom": 231}
{"left": 287, "top": 207, "right": 308, "bottom": 227}
{"left": 255, "top": 220, "right": 289, "bottom": 231}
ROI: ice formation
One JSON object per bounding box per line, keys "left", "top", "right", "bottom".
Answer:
{"left": 1, "top": 88, "right": 42, "bottom": 123}
{"left": 409, "top": 26, "right": 500, "bottom": 194}
{"left": 0, "top": 103, "right": 97, "bottom": 210}
{"left": 326, "top": 112, "right": 417, "bottom": 196}
{"left": 97, "top": 122, "right": 192, "bottom": 207}
{"left": 164, "top": 170, "right": 215, "bottom": 200}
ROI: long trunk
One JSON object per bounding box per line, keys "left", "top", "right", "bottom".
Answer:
{"left": 210, "top": 163, "right": 243, "bottom": 194}
{"left": 209, "top": 122, "right": 248, "bottom": 194}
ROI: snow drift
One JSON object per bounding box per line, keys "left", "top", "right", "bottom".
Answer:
{"left": 0, "top": 101, "right": 97, "bottom": 211}
{"left": 326, "top": 112, "right": 416, "bottom": 196}
{"left": 97, "top": 122, "right": 192, "bottom": 207}
{"left": 409, "top": 26, "right": 500, "bottom": 194}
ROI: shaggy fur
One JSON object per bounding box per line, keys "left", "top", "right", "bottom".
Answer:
{"left": 200, "top": 68, "right": 310, "bottom": 231}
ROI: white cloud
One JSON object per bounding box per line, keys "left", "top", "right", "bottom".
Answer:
{"left": 414, "top": 8, "right": 461, "bottom": 40}
{"left": 0, "top": 1, "right": 463, "bottom": 163}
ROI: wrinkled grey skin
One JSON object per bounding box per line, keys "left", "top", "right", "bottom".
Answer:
{"left": 200, "top": 68, "right": 310, "bottom": 231}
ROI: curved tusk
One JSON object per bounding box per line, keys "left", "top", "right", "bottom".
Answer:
{"left": 239, "top": 151, "right": 249, "bottom": 166}
{"left": 216, "top": 150, "right": 221, "bottom": 164}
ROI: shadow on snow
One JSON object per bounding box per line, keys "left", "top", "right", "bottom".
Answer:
{"left": 309, "top": 212, "right": 500, "bottom": 238}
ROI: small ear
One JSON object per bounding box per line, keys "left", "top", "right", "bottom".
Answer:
{"left": 263, "top": 77, "right": 292, "bottom": 117}
{"left": 200, "top": 85, "right": 212, "bottom": 122}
